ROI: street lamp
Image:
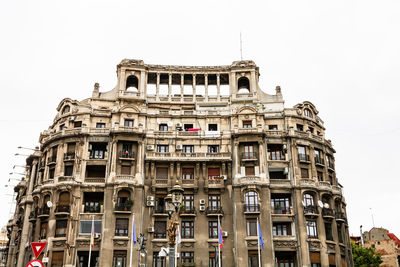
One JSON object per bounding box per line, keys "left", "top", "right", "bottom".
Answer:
{"left": 165, "top": 180, "right": 184, "bottom": 267}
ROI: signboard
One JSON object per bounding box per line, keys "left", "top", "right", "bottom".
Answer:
{"left": 25, "top": 260, "right": 44, "bottom": 267}
{"left": 30, "top": 242, "right": 47, "bottom": 259}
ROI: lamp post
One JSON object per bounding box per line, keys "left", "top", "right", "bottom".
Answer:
{"left": 165, "top": 181, "right": 184, "bottom": 267}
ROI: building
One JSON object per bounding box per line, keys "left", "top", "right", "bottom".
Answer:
{"left": 6, "top": 59, "right": 352, "bottom": 267}
{"left": 362, "top": 227, "right": 400, "bottom": 267}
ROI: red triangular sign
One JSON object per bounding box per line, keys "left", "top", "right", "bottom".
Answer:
{"left": 30, "top": 242, "right": 46, "bottom": 259}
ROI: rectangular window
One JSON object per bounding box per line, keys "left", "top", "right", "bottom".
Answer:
{"left": 268, "top": 125, "right": 278, "bottom": 130}
{"left": 115, "top": 218, "right": 129, "bottom": 236}
{"left": 40, "top": 222, "right": 48, "bottom": 239}
{"left": 51, "top": 251, "right": 64, "bottom": 267}
{"left": 296, "top": 124, "right": 304, "bottom": 131}
{"left": 182, "top": 168, "right": 194, "bottom": 180}
{"left": 209, "top": 251, "right": 219, "bottom": 267}
{"left": 301, "top": 168, "right": 309, "bottom": 178}
{"left": 310, "top": 252, "right": 321, "bottom": 267}
{"left": 243, "top": 121, "right": 252, "bottom": 128}
{"left": 181, "top": 221, "right": 194, "bottom": 238}
{"left": 74, "top": 121, "right": 82, "bottom": 128}
{"left": 243, "top": 144, "right": 255, "bottom": 159}
{"left": 273, "top": 222, "right": 292, "bottom": 236}
{"left": 83, "top": 192, "right": 104, "bottom": 213}
{"left": 79, "top": 220, "right": 102, "bottom": 234}
{"left": 208, "top": 145, "right": 220, "bottom": 153}
{"left": 182, "top": 195, "right": 194, "bottom": 212}
{"left": 337, "top": 223, "right": 343, "bottom": 243}
{"left": 181, "top": 251, "right": 194, "bottom": 263}
{"left": 315, "top": 149, "right": 323, "bottom": 164}
{"left": 49, "top": 167, "right": 55, "bottom": 179}
{"left": 154, "top": 221, "right": 167, "bottom": 239}
{"left": 248, "top": 250, "right": 259, "bottom": 267}
{"left": 124, "top": 119, "right": 133, "bottom": 128}
{"left": 246, "top": 219, "right": 257, "bottom": 236}
{"left": 306, "top": 221, "right": 318, "bottom": 238}
{"left": 208, "top": 195, "right": 221, "bottom": 210}
{"left": 268, "top": 144, "right": 285, "bottom": 160}
{"left": 153, "top": 252, "right": 166, "bottom": 267}
{"left": 245, "top": 166, "right": 255, "bottom": 176}
{"left": 308, "top": 126, "right": 314, "bottom": 133}
{"left": 269, "top": 170, "right": 286, "bottom": 180}
{"left": 208, "top": 221, "right": 218, "bottom": 238}
{"left": 55, "top": 220, "right": 67, "bottom": 237}
{"left": 159, "top": 124, "right": 168, "bottom": 131}
{"left": 89, "top": 142, "right": 107, "bottom": 159}
{"left": 64, "top": 165, "right": 73, "bottom": 176}
{"left": 59, "top": 124, "right": 65, "bottom": 131}
{"left": 208, "top": 168, "right": 220, "bottom": 180}
{"left": 86, "top": 165, "right": 106, "bottom": 178}
{"left": 113, "top": 250, "right": 127, "bottom": 267}
{"left": 325, "top": 222, "right": 333, "bottom": 241}
{"left": 208, "top": 124, "right": 218, "bottom": 131}
{"left": 317, "top": 171, "right": 323, "bottom": 181}
{"left": 271, "top": 195, "right": 291, "bottom": 214}
{"left": 96, "top": 122, "right": 106, "bottom": 128}
{"left": 157, "top": 145, "right": 169, "bottom": 153}
{"left": 184, "top": 124, "right": 193, "bottom": 131}
{"left": 183, "top": 145, "right": 194, "bottom": 153}
{"left": 156, "top": 167, "right": 168, "bottom": 180}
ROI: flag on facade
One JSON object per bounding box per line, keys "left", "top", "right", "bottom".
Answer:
{"left": 176, "top": 224, "right": 181, "bottom": 244}
{"left": 132, "top": 214, "right": 137, "bottom": 245}
{"left": 258, "top": 220, "right": 264, "bottom": 249}
{"left": 218, "top": 219, "right": 223, "bottom": 248}
{"left": 90, "top": 217, "right": 95, "bottom": 248}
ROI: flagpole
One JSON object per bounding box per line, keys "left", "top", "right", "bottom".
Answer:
{"left": 218, "top": 214, "right": 221, "bottom": 267}
{"left": 88, "top": 215, "right": 94, "bottom": 267}
{"left": 129, "top": 213, "right": 135, "bottom": 267}
{"left": 257, "top": 217, "right": 261, "bottom": 267}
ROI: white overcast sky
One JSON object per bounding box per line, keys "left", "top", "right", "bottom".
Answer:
{"left": 1, "top": 0, "right": 399, "bottom": 236}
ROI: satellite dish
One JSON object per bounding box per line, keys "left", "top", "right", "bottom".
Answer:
{"left": 47, "top": 201, "right": 53, "bottom": 208}
{"left": 301, "top": 200, "right": 306, "bottom": 206}
{"left": 317, "top": 200, "right": 324, "bottom": 208}
{"left": 167, "top": 121, "right": 173, "bottom": 127}
{"left": 324, "top": 203, "right": 330, "bottom": 209}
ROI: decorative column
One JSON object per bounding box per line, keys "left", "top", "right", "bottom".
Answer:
{"left": 217, "top": 73, "right": 221, "bottom": 100}
{"left": 204, "top": 74, "right": 208, "bottom": 101}
{"left": 136, "top": 141, "right": 142, "bottom": 181}
{"left": 180, "top": 74, "right": 184, "bottom": 101}
{"left": 168, "top": 73, "right": 172, "bottom": 100}
{"left": 192, "top": 74, "right": 196, "bottom": 102}
{"left": 156, "top": 72, "right": 160, "bottom": 101}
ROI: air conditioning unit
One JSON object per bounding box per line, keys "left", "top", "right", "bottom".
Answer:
{"left": 147, "top": 196, "right": 154, "bottom": 201}
{"left": 69, "top": 116, "right": 75, "bottom": 121}
{"left": 148, "top": 226, "right": 154, "bottom": 233}
{"left": 222, "top": 231, "right": 228, "bottom": 237}
{"left": 221, "top": 175, "right": 227, "bottom": 180}
{"left": 147, "top": 196, "right": 155, "bottom": 207}
{"left": 199, "top": 199, "right": 206, "bottom": 205}
{"left": 284, "top": 167, "right": 289, "bottom": 175}
{"left": 199, "top": 206, "right": 206, "bottom": 211}
{"left": 176, "top": 122, "right": 183, "bottom": 128}
{"left": 95, "top": 233, "right": 101, "bottom": 238}
{"left": 176, "top": 144, "right": 183, "bottom": 150}
{"left": 146, "top": 145, "right": 154, "bottom": 151}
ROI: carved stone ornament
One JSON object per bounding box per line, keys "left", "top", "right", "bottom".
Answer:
{"left": 181, "top": 242, "right": 194, "bottom": 248}
{"left": 327, "top": 243, "right": 336, "bottom": 251}
{"left": 113, "top": 239, "right": 128, "bottom": 247}
{"left": 296, "top": 109, "right": 302, "bottom": 115}
{"left": 309, "top": 240, "right": 321, "bottom": 250}
{"left": 273, "top": 240, "right": 297, "bottom": 249}
{"left": 246, "top": 240, "right": 258, "bottom": 247}
{"left": 53, "top": 240, "right": 66, "bottom": 248}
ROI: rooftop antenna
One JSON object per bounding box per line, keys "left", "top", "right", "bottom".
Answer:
{"left": 240, "top": 32, "right": 243, "bottom": 60}
{"left": 369, "top": 208, "right": 375, "bottom": 227}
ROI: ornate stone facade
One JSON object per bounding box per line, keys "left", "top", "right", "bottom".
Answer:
{"left": 6, "top": 59, "right": 353, "bottom": 267}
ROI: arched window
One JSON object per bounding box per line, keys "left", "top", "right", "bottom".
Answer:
{"left": 304, "top": 108, "right": 313, "bottom": 118}
{"left": 237, "top": 77, "right": 250, "bottom": 93}
{"left": 245, "top": 191, "right": 259, "bottom": 212}
{"left": 303, "top": 193, "right": 314, "bottom": 207}
{"left": 117, "top": 190, "right": 131, "bottom": 204}
{"left": 61, "top": 105, "right": 70, "bottom": 114}
{"left": 59, "top": 192, "right": 70, "bottom": 206}
{"left": 126, "top": 75, "right": 139, "bottom": 91}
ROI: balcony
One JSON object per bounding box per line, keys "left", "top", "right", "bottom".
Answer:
{"left": 152, "top": 207, "right": 168, "bottom": 216}
{"left": 84, "top": 205, "right": 101, "bottom": 213}
{"left": 205, "top": 178, "right": 224, "bottom": 190}
{"left": 303, "top": 205, "right": 319, "bottom": 216}
{"left": 55, "top": 206, "right": 70, "bottom": 216}
{"left": 273, "top": 206, "right": 291, "bottom": 215}
{"left": 335, "top": 212, "right": 347, "bottom": 223}
{"left": 64, "top": 152, "right": 75, "bottom": 161}
{"left": 38, "top": 207, "right": 50, "bottom": 217}
{"left": 241, "top": 152, "right": 258, "bottom": 161}
{"left": 114, "top": 203, "right": 132, "bottom": 212}
{"left": 155, "top": 178, "right": 168, "bottom": 185}
{"left": 322, "top": 208, "right": 335, "bottom": 219}
{"left": 205, "top": 207, "right": 224, "bottom": 216}
{"left": 119, "top": 151, "right": 135, "bottom": 160}
{"left": 29, "top": 210, "right": 37, "bottom": 221}
{"left": 327, "top": 162, "right": 335, "bottom": 171}
{"left": 298, "top": 154, "right": 310, "bottom": 162}
{"left": 234, "top": 127, "right": 261, "bottom": 135}
{"left": 47, "top": 156, "right": 57, "bottom": 165}
{"left": 85, "top": 177, "right": 105, "bottom": 183}
{"left": 179, "top": 206, "right": 196, "bottom": 216}
{"left": 182, "top": 263, "right": 195, "bottom": 267}
{"left": 146, "top": 152, "right": 231, "bottom": 162}
{"left": 268, "top": 153, "right": 286, "bottom": 161}
{"left": 299, "top": 178, "right": 316, "bottom": 188}
{"left": 314, "top": 157, "right": 325, "bottom": 166}
{"left": 243, "top": 204, "right": 260, "bottom": 214}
